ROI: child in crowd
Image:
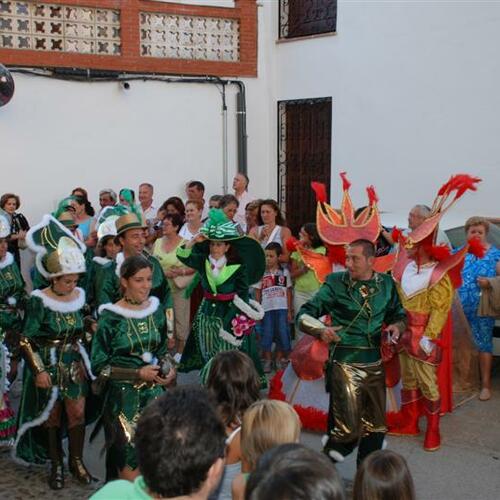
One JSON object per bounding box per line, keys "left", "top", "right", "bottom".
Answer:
{"left": 254, "top": 242, "right": 293, "bottom": 373}
{"left": 246, "top": 443, "right": 346, "bottom": 500}
{"left": 290, "top": 223, "right": 326, "bottom": 340}
{"left": 353, "top": 450, "right": 416, "bottom": 500}
{"left": 206, "top": 351, "right": 261, "bottom": 500}
{"left": 232, "top": 400, "right": 301, "bottom": 500}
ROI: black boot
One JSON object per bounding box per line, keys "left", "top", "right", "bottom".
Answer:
{"left": 68, "top": 425, "right": 93, "bottom": 485}
{"left": 47, "top": 427, "right": 64, "bottom": 490}
{"left": 357, "top": 432, "right": 385, "bottom": 466}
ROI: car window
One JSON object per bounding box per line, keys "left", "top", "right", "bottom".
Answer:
{"left": 445, "top": 224, "right": 500, "bottom": 249}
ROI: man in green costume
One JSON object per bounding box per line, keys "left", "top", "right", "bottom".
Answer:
{"left": 95, "top": 212, "right": 172, "bottom": 315}
{"left": 297, "top": 239, "right": 406, "bottom": 465}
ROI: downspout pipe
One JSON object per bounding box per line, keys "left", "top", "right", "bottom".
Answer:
{"left": 233, "top": 80, "right": 248, "bottom": 176}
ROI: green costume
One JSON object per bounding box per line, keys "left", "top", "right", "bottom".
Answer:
{"left": 95, "top": 252, "right": 171, "bottom": 310}
{"left": 176, "top": 209, "right": 266, "bottom": 383}
{"left": 14, "top": 289, "right": 90, "bottom": 464}
{"left": 298, "top": 271, "right": 406, "bottom": 464}
{"left": 91, "top": 297, "right": 168, "bottom": 476}
{"left": 86, "top": 256, "right": 113, "bottom": 314}
{"left": 0, "top": 251, "right": 26, "bottom": 358}
{"left": 19, "top": 212, "right": 93, "bottom": 489}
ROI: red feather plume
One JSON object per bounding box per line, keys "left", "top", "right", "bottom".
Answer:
{"left": 467, "top": 237, "right": 486, "bottom": 259}
{"left": 391, "top": 227, "right": 406, "bottom": 245}
{"left": 339, "top": 172, "right": 351, "bottom": 191}
{"left": 366, "top": 185, "right": 379, "bottom": 205}
{"left": 327, "top": 244, "right": 346, "bottom": 265}
{"left": 286, "top": 236, "right": 299, "bottom": 253}
{"left": 438, "top": 174, "right": 481, "bottom": 200}
{"left": 311, "top": 182, "right": 328, "bottom": 204}
{"left": 426, "top": 244, "right": 452, "bottom": 262}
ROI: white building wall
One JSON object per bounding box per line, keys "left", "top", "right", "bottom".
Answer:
{"left": 1, "top": 0, "right": 499, "bottom": 227}
{"left": 272, "top": 0, "right": 500, "bottom": 222}
{"left": 0, "top": 2, "right": 275, "bottom": 223}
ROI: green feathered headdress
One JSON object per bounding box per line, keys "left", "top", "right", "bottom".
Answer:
{"left": 200, "top": 209, "right": 241, "bottom": 241}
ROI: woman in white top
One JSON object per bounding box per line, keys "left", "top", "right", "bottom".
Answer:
{"left": 249, "top": 199, "right": 292, "bottom": 263}
{"left": 179, "top": 199, "right": 203, "bottom": 241}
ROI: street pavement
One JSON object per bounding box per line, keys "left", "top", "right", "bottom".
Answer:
{"left": 1, "top": 367, "right": 499, "bottom": 499}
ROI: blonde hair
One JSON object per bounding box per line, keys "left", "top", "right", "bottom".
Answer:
{"left": 464, "top": 216, "right": 489, "bottom": 235}
{"left": 241, "top": 400, "right": 301, "bottom": 470}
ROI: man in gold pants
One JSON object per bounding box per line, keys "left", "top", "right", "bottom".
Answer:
{"left": 298, "top": 239, "right": 406, "bottom": 465}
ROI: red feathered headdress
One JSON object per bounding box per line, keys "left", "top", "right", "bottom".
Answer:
{"left": 405, "top": 174, "right": 481, "bottom": 251}
{"left": 314, "top": 172, "right": 381, "bottom": 246}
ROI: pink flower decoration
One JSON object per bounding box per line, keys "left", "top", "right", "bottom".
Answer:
{"left": 231, "top": 314, "right": 256, "bottom": 338}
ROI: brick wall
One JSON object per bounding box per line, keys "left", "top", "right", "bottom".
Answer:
{"left": 0, "top": 0, "right": 257, "bottom": 76}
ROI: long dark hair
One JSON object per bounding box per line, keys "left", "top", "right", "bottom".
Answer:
{"left": 302, "top": 223, "right": 323, "bottom": 248}
{"left": 72, "top": 188, "right": 95, "bottom": 217}
{"left": 353, "top": 450, "right": 416, "bottom": 500}
{"left": 257, "top": 199, "right": 286, "bottom": 226}
{"left": 206, "top": 351, "right": 260, "bottom": 427}
{"left": 160, "top": 196, "right": 186, "bottom": 220}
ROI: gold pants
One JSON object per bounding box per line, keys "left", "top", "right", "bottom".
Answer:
{"left": 399, "top": 352, "right": 439, "bottom": 401}
{"left": 327, "top": 360, "right": 386, "bottom": 444}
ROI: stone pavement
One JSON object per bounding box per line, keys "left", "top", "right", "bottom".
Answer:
{"left": 1, "top": 368, "right": 499, "bottom": 500}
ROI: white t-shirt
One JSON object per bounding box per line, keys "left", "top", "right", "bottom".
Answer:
{"left": 254, "top": 268, "right": 292, "bottom": 312}
{"left": 234, "top": 190, "right": 255, "bottom": 232}
{"left": 179, "top": 223, "right": 196, "bottom": 241}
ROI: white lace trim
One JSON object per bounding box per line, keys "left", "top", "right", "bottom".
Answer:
{"left": 0, "top": 252, "right": 14, "bottom": 269}
{"left": 98, "top": 296, "right": 160, "bottom": 318}
{"left": 93, "top": 256, "right": 111, "bottom": 266}
{"left": 219, "top": 328, "right": 244, "bottom": 347}
{"left": 233, "top": 295, "right": 265, "bottom": 321}
{"left": 12, "top": 347, "right": 59, "bottom": 466}
{"left": 114, "top": 252, "right": 125, "bottom": 278}
{"left": 208, "top": 255, "right": 227, "bottom": 277}
{"left": 31, "top": 288, "right": 86, "bottom": 312}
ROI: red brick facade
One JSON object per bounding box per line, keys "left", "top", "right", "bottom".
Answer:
{"left": 0, "top": 0, "right": 257, "bottom": 77}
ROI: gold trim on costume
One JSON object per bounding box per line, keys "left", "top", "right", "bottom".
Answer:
{"left": 297, "top": 313, "right": 326, "bottom": 339}
{"left": 20, "top": 337, "right": 45, "bottom": 375}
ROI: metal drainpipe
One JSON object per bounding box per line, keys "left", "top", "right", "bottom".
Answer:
{"left": 221, "top": 83, "right": 229, "bottom": 194}
{"left": 234, "top": 81, "right": 248, "bottom": 176}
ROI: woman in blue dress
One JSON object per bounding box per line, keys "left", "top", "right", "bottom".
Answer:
{"left": 458, "top": 217, "right": 500, "bottom": 401}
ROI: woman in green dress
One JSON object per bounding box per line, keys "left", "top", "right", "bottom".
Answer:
{"left": 14, "top": 214, "right": 93, "bottom": 490}
{"left": 91, "top": 255, "right": 176, "bottom": 482}
{"left": 0, "top": 213, "right": 24, "bottom": 445}
{"left": 176, "top": 209, "right": 266, "bottom": 382}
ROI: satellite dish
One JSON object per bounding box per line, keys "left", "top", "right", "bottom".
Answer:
{"left": 0, "top": 64, "right": 14, "bottom": 107}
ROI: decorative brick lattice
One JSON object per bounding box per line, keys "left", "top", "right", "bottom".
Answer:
{"left": 140, "top": 12, "right": 239, "bottom": 62}
{"left": 0, "top": 1, "right": 120, "bottom": 55}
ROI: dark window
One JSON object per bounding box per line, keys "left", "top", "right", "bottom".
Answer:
{"left": 278, "top": 97, "right": 332, "bottom": 236}
{"left": 279, "top": 0, "right": 337, "bottom": 39}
